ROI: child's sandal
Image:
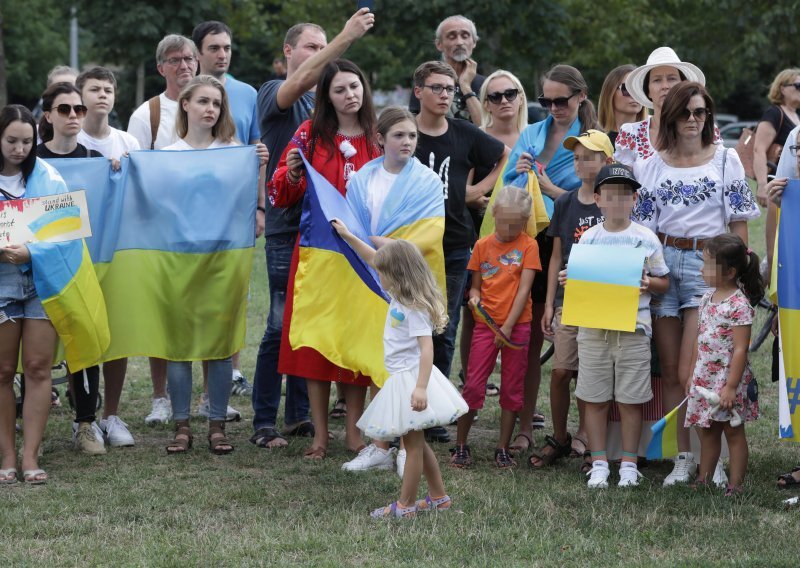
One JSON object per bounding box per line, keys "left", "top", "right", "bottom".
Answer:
{"left": 208, "top": 420, "right": 234, "bottom": 455}
{"left": 166, "top": 420, "right": 193, "bottom": 454}
{"left": 724, "top": 484, "right": 744, "bottom": 497}
{"left": 415, "top": 494, "right": 452, "bottom": 512}
{"left": 370, "top": 501, "right": 416, "bottom": 519}
{"left": 495, "top": 448, "right": 517, "bottom": 468}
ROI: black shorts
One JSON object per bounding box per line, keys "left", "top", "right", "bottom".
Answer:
{"left": 531, "top": 231, "right": 553, "bottom": 304}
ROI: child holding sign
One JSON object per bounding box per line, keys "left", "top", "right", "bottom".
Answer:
{"left": 565, "top": 164, "right": 668, "bottom": 488}
{"left": 452, "top": 186, "right": 540, "bottom": 469}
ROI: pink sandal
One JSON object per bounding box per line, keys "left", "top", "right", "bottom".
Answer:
{"left": 370, "top": 501, "right": 416, "bottom": 519}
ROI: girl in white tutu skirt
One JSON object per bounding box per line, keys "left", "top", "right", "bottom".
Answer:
{"left": 330, "top": 226, "right": 468, "bottom": 518}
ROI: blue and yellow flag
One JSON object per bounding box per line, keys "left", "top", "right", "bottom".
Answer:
{"left": 777, "top": 180, "right": 800, "bottom": 441}
{"left": 480, "top": 159, "right": 550, "bottom": 240}
{"left": 24, "top": 159, "right": 109, "bottom": 371}
{"left": 46, "top": 146, "right": 258, "bottom": 362}
{"left": 289, "top": 154, "right": 392, "bottom": 386}
{"left": 646, "top": 396, "right": 688, "bottom": 459}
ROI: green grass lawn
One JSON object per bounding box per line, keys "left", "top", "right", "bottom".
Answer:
{"left": 2, "top": 210, "right": 800, "bottom": 567}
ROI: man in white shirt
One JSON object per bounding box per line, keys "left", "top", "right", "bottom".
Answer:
{"left": 127, "top": 34, "right": 198, "bottom": 150}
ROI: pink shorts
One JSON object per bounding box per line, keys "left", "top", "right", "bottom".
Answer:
{"left": 463, "top": 322, "right": 531, "bottom": 412}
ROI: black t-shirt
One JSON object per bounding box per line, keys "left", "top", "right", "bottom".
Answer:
{"left": 546, "top": 190, "right": 604, "bottom": 307}
{"left": 409, "top": 74, "right": 486, "bottom": 123}
{"left": 759, "top": 105, "right": 797, "bottom": 147}
{"left": 256, "top": 79, "right": 315, "bottom": 236}
{"left": 415, "top": 118, "right": 504, "bottom": 252}
{"left": 36, "top": 143, "right": 103, "bottom": 159}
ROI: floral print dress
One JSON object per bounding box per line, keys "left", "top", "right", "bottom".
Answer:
{"left": 685, "top": 289, "right": 758, "bottom": 428}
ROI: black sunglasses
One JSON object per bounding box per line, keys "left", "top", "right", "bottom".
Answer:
{"left": 538, "top": 90, "right": 580, "bottom": 109}
{"left": 487, "top": 89, "right": 520, "bottom": 104}
{"left": 617, "top": 83, "right": 631, "bottom": 97}
{"left": 681, "top": 107, "right": 710, "bottom": 121}
{"left": 49, "top": 104, "right": 88, "bottom": 118}
{"left": 785, "top": 82, "right": 800, "bottom": 91}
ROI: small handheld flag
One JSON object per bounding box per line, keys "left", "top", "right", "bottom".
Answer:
{"left": 646, "top": 396, "right": 689, "bottom": 460}
{"left": 472, "top": 301, "right": 526, "bottom": 349}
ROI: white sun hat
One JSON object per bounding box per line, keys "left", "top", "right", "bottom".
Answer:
{"left": 625, "top": 47, "right": 706, "bottom": 109}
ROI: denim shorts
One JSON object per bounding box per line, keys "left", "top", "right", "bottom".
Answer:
{"left": 651, "top": 246, "right": 710, "bottom": 318}
{"left": 0, "top": 263, "right": 48, "bottom": 322}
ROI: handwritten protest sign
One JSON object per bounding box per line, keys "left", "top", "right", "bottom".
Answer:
{"left": 0, "top": 190, "right": 91, "bottom": 245}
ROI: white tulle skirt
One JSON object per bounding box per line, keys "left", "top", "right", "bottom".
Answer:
{"left": 357, "top": 366, "right": 468, "bottom": 441}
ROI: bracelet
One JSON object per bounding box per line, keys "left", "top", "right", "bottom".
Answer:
{"left": 462, "top": 91, "right": 477, "bottom": 101}
{"left": 256, "top": 206, "right": 266, "bottom": 213}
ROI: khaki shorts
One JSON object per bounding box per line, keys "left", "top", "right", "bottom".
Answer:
{"left": 575, "top": 328, "right": 652, "bottom": 404}
{"left": 552, "top": 306, "right": 579, "bottom": 371}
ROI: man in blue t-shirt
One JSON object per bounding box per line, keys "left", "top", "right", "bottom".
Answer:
{"left": 248, "top": 9, "right": 375, "bottom": 450}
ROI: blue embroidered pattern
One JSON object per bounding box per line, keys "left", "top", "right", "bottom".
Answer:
{"left": 725, "top": 179, "right": 756, "bottom": 213}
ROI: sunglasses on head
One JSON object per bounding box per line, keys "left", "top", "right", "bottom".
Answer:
{"left": 487, "top": 88, "right": 520, "bottom": 104}
{"left": 49, "top": 104, "right": 88, "bottom": 118}
{"left": 538, "top": 90, "right": 580, "bottom": 109}
{"left": 681, "top": 107, "right": 710, "bottom": 121}
{"left": 617, "top": 83, "right": 631, "bottom": 97}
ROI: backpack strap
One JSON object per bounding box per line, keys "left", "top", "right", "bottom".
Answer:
{"left": 721, "top": 147, "right": 729, "bottom": 232}
{"left": 148, "top": 95, "right": 161, "bottom": 150}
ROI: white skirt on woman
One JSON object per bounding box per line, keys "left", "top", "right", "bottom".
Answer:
{"left": 357, "top": 366, "right": 468, "bottom": 441}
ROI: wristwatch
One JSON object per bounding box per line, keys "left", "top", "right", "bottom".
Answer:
{"left": 462, "top": 91, "right": 477, "bottom": 101}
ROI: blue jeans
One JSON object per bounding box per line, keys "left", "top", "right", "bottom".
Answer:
{"left": 168, "top": 358, "right": 231, "bottom": 421}
{"left": 252, "top": 234, "right": 310, "bottom": 431}
{"left": 433, "top": 247, "right": 470, "bottom": 379}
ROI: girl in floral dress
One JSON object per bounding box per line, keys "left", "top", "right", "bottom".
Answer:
{"left": 685, "top": 234, "right": 764, "bottom": 495}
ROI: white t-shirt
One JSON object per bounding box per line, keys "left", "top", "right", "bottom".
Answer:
{"left": 127, "top": 93, "right": 179, "bottom": 150}
{"left": 383, "top": 298, "right": 433, "bottom": 374}
{"left": 163, "top": 138, "right": 239, "bottom": 152}
{"left": 77, "top": 127, "right": 140, "bottom": 159}
{"left": 633, "top": 144, "right": 760, "bottom": 239}
{"left": 366, "top": 166, "right": 398, "bottom": 234}
{"left": 0, "top": 172, "right": 24, "bottom": 199}
{"left": 577, "top": 221, "right": 669, "bottom": 337}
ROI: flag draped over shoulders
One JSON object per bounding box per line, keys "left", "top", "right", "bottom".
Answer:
{"left": 346, "top": 156, "right": 446, "bottom": 293}
{"left": 25, "top": 159, "right": 109, "bottom": 371}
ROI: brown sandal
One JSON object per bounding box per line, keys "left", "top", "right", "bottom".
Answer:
{"left": 303, "top": 446, "right": 327, "bottom": 460}
{"left": 166, "top": 420, "right": 193, "bottom": 454}
{"left": 528, "top": 433, "right": 572, "bottom": 469}
{"left": 509, "top": 432, "right": 532, "bottom": 455}
{"left": 208, "top": 420, "right": 234, "bottom": 455}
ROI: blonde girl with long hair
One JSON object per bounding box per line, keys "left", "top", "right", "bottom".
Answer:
{"left": 328, "top": 232, "right": 467, "bottom": 518}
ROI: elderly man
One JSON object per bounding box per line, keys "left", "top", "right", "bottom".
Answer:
{"left": 409, "top": 15, "right": 484, "bottom": 125}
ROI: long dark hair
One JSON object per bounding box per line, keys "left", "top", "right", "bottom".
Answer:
{"left": 0, "top": 105, "right": 38, "bottom": 186}
{"left": 656, "top": 82, "right": 715, "bottom": 152}
{"left": 705, "top": 233, "right": 764, "bottom": 306}
{"left": 543, "top": 64, "right": 597, "bottom": 130}
{"left": 38, "top": 82, "right": 83, "bottom": 142}
{"left": 308, "top": 59, "right": 377, "bottom": 160}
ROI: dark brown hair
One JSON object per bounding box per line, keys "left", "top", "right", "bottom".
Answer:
{"left": 656, "top": 81, "right": 715, "bottom": 152}
{"left": 413, "top": 61, "right": 457, "bottom": 88}
{"left": 543, "top": 64, "right": 597, "bottom": 130}
{"left": 0, "top": 105, "right": 38, "bottom": 184}
{"left": 38, "top": 82, "right": 83, "bottom": 142}
{"left": 705, "top": 233, "right": 764, "bottom": 306}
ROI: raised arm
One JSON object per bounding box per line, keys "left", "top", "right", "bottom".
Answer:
{"left": 331, "top": 218, "right": 376, "bottom": 267}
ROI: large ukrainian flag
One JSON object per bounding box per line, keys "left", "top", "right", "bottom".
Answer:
{"left": 47, "top": 146, "right": 258, "bottom": 362}
{"left": 25, "top": 160, "right": 109, "bottom": 371}
{"left": 777, "top": 180, "right": 800, "bottom": 441}
{"left": 289, "top": 154, "right": 394, "bottom": 386}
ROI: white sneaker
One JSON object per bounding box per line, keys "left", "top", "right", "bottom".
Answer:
{"left": 586, "top": 460, "right": 610, "bottom": 489}
{"left": 99, "top": 415, "right": 135, "bottom": 447}
{"left": 145, "top": 397, "right": 172, "bottom": 426}
{"left": 663, "top": 452, "right": 697, "bottom": 486}
{"left": 712, "top": 459, "right": 728, "bottom": 487}
{"left": 618, "top": 463, "right": 643, "bottom": 487}
{"left": 341, "top": 444, "right": 396, "bottom": 472}
{"left": 72, "top": 421, "right": 106, "bottom": 455}
{"left": 196, "top": 393, "right": 241, "bottom": 422}
{"left": 396, "top": 449, "right": 407, "bottom": 478}
{"left": 231, "top": 369, "right": 253, "bottom": 396}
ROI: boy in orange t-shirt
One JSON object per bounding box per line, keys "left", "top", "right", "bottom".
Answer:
{"left": 451, "top": 187, "right": 541, "bottom": 469}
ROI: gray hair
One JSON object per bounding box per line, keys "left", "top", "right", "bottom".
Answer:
{"left": 156, "top": 34, "right": 197, "bottom": 64}
{"left": 47, "top": 65, "right": 79, "bottom": 86}
{"left": 434, "top": 15, "right": 479, "bottom": 42}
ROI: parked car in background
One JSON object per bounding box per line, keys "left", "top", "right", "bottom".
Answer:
{"left": 716, "top": 113, "right": 739, "bottom": 129}
{"left": 720, "top": 121, "right": 758, "bottom": 149}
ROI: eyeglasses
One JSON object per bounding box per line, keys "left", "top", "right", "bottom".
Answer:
{"left": 423, "top": 84, "right": 456, "bottom": 96}
{"left": 617, "top": 83, "right": 631, "bottom": 97}
{"left": 537, "top": 91, "right": 580, "bottom": 109}
{"left": 163, "top": 56, "right": 196, "bottom": 67}
{"left": 49, "top": 104, "right": 88, "bottom": 118}
{"left": 784, "top": 82, "right": 800, "bottom": 91}
{"left": 487, "top": 89, "right": 520, "bottom": 104}
{"left": 680, "top": 107, "right": 710, "bottom": 122}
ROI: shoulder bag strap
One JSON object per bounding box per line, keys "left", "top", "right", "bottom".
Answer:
{"left": 148, "top": 96, "right": 161, "bottom": 150}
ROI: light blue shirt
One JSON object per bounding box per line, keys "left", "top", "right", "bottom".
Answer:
{"left": 776, "top": 125, "right": 800, "bottom": 179}
{"left": 225, "top": 75, "right": 260, "bottom": 144}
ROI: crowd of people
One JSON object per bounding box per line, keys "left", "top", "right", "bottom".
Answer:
{"left": 1, "top": 8, "right": 797, "bottom": 516}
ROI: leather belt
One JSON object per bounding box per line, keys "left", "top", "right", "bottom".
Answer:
{"left": 658, "top": 232, "right": 706, "bottom": 251}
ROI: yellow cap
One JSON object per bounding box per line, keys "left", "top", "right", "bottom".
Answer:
{"left": 563, "top": 129, "right": 614, "bottom": 158}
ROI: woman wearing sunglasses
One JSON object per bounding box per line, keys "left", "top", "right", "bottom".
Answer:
{"left": 633, "top": 82, "right": 759, "bottom": 486}
{"left": 36, "top": 83, "right": 103, "bottom": 161}
{"left": 598, "top": 64, "right": 646, "bottom": 147}
{"left": 614, "top": 47, "right": 709, "bottom": 167}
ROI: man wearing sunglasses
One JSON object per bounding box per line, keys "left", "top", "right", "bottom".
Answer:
{"left": 409, "top": 15, "right": 485, "bottom": 126}
{"left": 127, "top": 34, "right": 198, "bottom": 152}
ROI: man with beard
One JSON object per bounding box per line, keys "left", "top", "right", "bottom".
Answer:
{"left": 409, "top": 15, "right": 484, "bottom": 125}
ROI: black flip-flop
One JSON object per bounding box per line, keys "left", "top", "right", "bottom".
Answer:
{"left": 329, "top": 399, "right": 347, "bottom": 419}
{"left": 283, "top": 421, "right": 315, "bottom": 437}
{"left": 249, "top": 427, "right": 287, "bottom": 449}
{"left": 777, "top": 466, "right": 800, "bottom": 489}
